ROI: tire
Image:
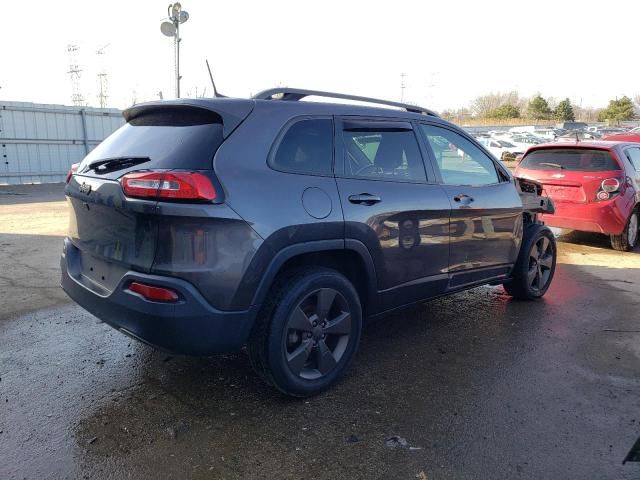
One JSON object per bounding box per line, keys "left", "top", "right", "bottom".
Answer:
{"left": 503, "top": 224, "right": 557, "bottom": 300}
{"left": 248, "top": 267, "right": 362, "bottom": 397}
{"left": 610, "top": 210, "right": 638, "bottom": 252}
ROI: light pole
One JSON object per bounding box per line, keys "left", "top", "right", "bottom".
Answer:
{"left": 161, "top": 3, "right": 189, "bottom": 98}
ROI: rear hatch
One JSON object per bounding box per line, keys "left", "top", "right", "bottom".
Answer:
{"left": 516, "top": 147, "right": 623, "bottom": 204}
{"left": 65, "top": 99, "right": 253, "bottom": 289}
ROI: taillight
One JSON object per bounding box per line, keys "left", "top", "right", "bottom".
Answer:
{"left": 601, "top": 178, "right": 620, "bottom": 193}
{"left": 126, "top": 281, "right": 179, "bottom": 303}
{"left": 121, "top": 171, "right": 216, "bottom": 201}
{"left": 595, "top": 177, "right": 623, "bottom": 201}
{"left": 66, "top": 163, "right": 79, "bottom": 183}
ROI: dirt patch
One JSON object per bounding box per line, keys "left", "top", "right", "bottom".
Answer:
{"left": 0, "top": 193, "right": 69, "bottom": 319}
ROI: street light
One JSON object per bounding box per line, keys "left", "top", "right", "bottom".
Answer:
{"left": 160, "top": 3, "right": 189, "bottom": 98}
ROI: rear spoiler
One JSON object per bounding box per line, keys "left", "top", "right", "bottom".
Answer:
{"left": 516, "top": 177, "right": 555, "bottom": 215}
{"left": 123, "top": 98, "right": 254, "bottom": 138}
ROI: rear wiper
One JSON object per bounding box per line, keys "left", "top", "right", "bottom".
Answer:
{"left": 86, "top": 157, "right": 149, "bottom": 174}
{"left": 539, "top": 162, "right": 564, "bottom": 169}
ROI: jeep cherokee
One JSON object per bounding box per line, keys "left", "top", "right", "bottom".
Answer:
{"left": 61, "top": 88, "right": 556, "bottom": 396}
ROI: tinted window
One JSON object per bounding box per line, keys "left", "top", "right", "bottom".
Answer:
{"left": 271, "top": 119, "right": 333, "bottom": 175}
{"left": 626, "top": 147, "right": 640, "bottom": 171}
{"left": 420, "top": 124, "right": 499, "bottom": 186}
{"left": 520, "top": 148, "right": 620, "bottom": 172}
{"left": 81, "top": 107, "right": 224, "bottom": 172}
{"left": 342, "top": 127, "right": 426, "bottom": 182}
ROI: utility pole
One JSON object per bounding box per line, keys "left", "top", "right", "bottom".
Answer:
{"left": 67, "top": 44, "right": 85, "bottom": 106}
{"left": 400, "top": 72, "right": 406, "bottom": 103}
{"left": 96, "top": 44, "right": 110, "bottom": 108}
{"left": 161, "top": 3, "right": 190, "bottom": 98}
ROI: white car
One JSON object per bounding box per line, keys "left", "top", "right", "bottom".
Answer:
{"left": 532, "top": 129, "right": 557, "bottom": 141}
{"left": 509, "top": 135, "right": 546, "bottom": 150}
{"left": 477, "top": 137, "right": 524, "bottom": 160}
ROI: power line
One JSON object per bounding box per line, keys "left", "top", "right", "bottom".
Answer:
{"left": 67, "top": 44, "right": 85, "bottom": 106}
{"left": 96, "top": 44, "right": 110, "bottom": 108}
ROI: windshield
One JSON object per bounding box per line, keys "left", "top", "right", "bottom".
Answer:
{"left": 520, "top": 148, "right": 620, "bottom": 171}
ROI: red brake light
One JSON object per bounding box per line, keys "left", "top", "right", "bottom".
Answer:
{"left": 121, "top": 171, "right": 216, "bottom": 201}
{"left": 66, "top": 163, "right": 79, "bottom": 183}
{"left": 127, "top": 282, "right": 179, "bottom": 303}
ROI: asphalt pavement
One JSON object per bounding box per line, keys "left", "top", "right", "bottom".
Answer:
{"left": 1, "top": 184, "right": 639, "bottom": 479}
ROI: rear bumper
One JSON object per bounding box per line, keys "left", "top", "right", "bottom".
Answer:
{"left": 539, "top": 199, "right": 628, "bottom": 235}
{"left": 60, "top": 240, "right": 255, "bottom": 355}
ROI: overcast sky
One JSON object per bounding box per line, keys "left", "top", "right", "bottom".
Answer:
{"left": 2, "top": 0, "right": 638, "bottom": 111}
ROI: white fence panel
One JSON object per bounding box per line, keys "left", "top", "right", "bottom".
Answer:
{"left": 0, "top": 101, "right": 124, "bottom": 185}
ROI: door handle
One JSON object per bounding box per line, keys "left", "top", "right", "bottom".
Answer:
{"left": 348, "top": 193, "right": 381, "bottom": 205}
{"left": 453, "top": 194, "right": 474, "bottom": 204}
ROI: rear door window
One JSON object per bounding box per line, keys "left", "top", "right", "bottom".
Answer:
{"left": 341, "top": 121, "right": 426, "bottom": 182}
{"left": 520, "top": 148, "right": 620, "bottom": 171}
{"left": 271, "top": 118, "right": 334, "bottom": 175}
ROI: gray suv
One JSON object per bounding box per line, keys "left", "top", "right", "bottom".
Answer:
{"left": 61, "top": 88, "right": 556, "bottom": 396}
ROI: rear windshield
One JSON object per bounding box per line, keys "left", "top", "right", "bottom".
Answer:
{"left": 79, "top": 106, "right": 224, "bottom": 173}
{"left": 520, "top": 148, "right": 620, "bottom": 172}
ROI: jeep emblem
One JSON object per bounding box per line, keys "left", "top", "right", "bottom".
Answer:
{"left": 79, "top": 182, "right": 92, "bottom": 195}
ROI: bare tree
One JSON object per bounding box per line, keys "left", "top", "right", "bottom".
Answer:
{"left": 472, "top": 91, "right": 521, "bottom": 118}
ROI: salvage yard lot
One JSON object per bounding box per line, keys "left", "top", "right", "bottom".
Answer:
{"left": 1, "top": 184, "right": 639, "bottom": 479}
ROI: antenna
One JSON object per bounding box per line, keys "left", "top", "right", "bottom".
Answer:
{"left": 400, "top": 72, "right": 406, "bottom": 103}
{"left": 205, "top": 59, "right": 225, "bottom": 98}
{"left": 67, "top": 44, "right": 85, "bottom": 106}
{"left": 96, "top": 44, "right": 110, "bottom": 108}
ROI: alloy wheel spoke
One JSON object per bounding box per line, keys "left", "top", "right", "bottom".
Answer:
{"left": 316, "top": 340, "right": 337, "bottom": 375}
{"left": 539, "top": 254, "right": 553, "bottom": 270}
{"left": 323, "top": 311, "right": 351, "bottom": 336}
{"left": 527, "top": 266, "right": 538, "bottom": 287}
{"left": 287, "top": 339, "right": 314, "bottom": 375}
{"left": 530, "top": 244, "right": 540, "bottom": 261}
{"left": 540, "top": 237, "right": 550, "bottom": 257}
{"left": 536, "top": 266, "right": 543, "bottom": 289}
{"left": 316, "top": 289, "right": 337, "bottom": 321}
{"left": 540, "top": 269, "right": 550, "bottom": 288}
{"left": 289, "top": 307, "right": 314, "bottom": 332}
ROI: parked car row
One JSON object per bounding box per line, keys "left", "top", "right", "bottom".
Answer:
{"left": 471, "top": 124, "right": 640, "bottom": 151}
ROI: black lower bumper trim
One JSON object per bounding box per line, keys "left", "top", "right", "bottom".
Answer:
{"left": 60, "top": 242, "right": 254, "bottom": 355}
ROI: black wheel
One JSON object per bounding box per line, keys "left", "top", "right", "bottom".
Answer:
{"left": 610, "top": 210, "right": 638, "bottom": 252}
{"left": 248, "top": 267, "right": 362, "bottom": 397}
{"left": 503, "top": 225, "right": 556, "bottom": 300}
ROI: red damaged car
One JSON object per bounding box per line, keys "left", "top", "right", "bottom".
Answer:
{"left": 515, "top": 141, "right": 640, "bottom": 251}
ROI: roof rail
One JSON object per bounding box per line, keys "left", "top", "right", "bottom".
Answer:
{"left": 253, "top": 88, "right": 439, "bottom": 117}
